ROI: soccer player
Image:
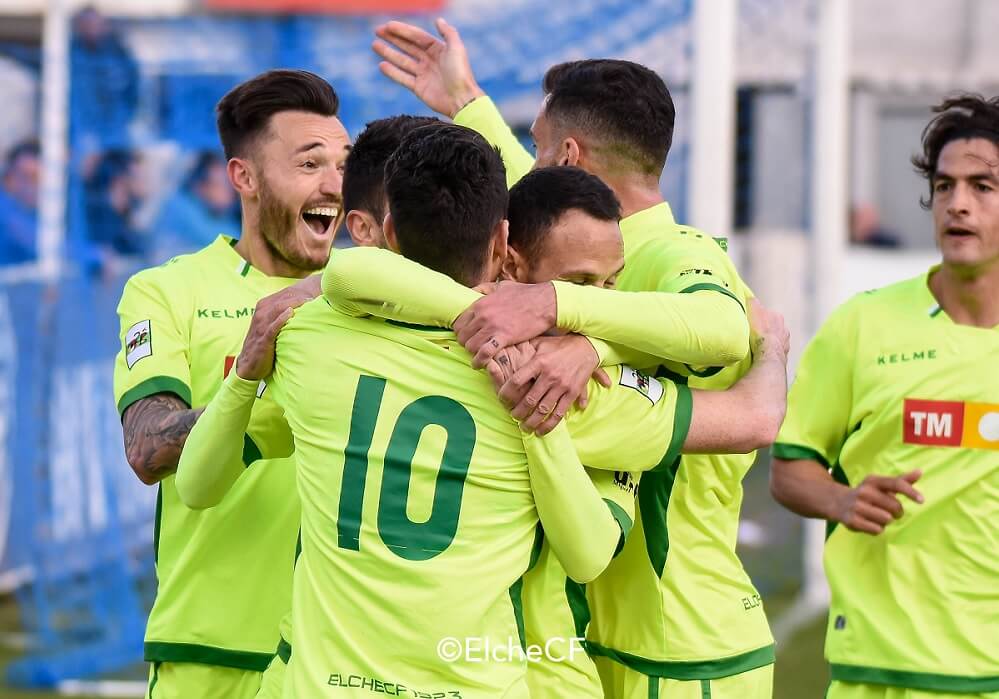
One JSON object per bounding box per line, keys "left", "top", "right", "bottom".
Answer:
{"left": 322, "top": 164, "right": 790, "bottom": 699}
{"left": 269, "top": 124, "right": 788, "bottom": 698}
{"left": 171, "top": 114, "right": 441, "bottom": 699}
{"left": 372, "top": 20, "right": 774, "bottom": 697}
{"left": 112, "top": 70, "right": 349, "bottom": 699}
{"left": 771, "top": 96, "right": 999, "bottom": 699}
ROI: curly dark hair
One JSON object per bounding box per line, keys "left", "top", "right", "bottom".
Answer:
{"left": 912, "top": 93, "right": 999, "bottom": 209}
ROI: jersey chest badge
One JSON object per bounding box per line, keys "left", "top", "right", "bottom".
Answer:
{"left": 903, "top": 398, "right": 999, "bottom": 451}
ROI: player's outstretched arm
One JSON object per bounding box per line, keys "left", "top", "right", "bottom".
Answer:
{"left": 174, "top": 283, "right": 314, "bottom": 508}
{"left": 523, "top": 425, "right": 624, "bottom": 583}
{"left": 682, "top": 300, "right": 789, "bottom": 454}
{"left": 770, "top": 461, "right": 923, "bottom": 536}
{"left": 373, "top": 18, "right": 533, "bottom": 186}
{"left": 456, "top": 281, "right": 749, "bottom": 370}
{"left": 122, "top": 397, "right": 203, "bottom": 485}
{"left": 322, "top": 247, "right": 478, "bottom": 326}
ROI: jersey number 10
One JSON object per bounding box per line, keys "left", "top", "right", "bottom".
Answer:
{"left": 337, "top": 375, "right": 475, "bottom": 561}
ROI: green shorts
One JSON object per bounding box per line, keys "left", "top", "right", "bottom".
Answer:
{"left": 828, "top": 681, "right": 999, "bottom": 699}
{"left": 145, "top": 661, "right": 262, "bottom": 699}
{"left": 594, "top": 656, "right": 773, "bottom": 699}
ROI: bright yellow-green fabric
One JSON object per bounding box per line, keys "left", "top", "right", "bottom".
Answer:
{"left": 175, "top": 370, "right": 260, "bottom": 509}
{"left": 584, "top": 201, "right": 772, "bottom": 676}
{"left": 523, "top": 469, "right": 638, "bottom": 699}
{"left": 454, "top": 96, "right": 534, "bottom": 187}
{"left": 594, "top": 656, "right": 773, "bottom": 699}
{"left": 322, "top": 246, "right": 476, "bottom": 325}
{"left": 255, "top": 649, "right": 288, "bottom": 699}
{"left": 828, "top": 682, "right": 999, "bottom": 699}
{"left": 267, "top": 300, "right": 687, "bottom": 698}
{"left": 145, "top": 661, "right": 262, "bottom": 699}
{"left": 774, "top": 272, "right": 999, "bottom": 692}
{"left": 553, "top": 279, "right": 748, "bottom": 367}
{"left": 113, "top": 236, "right": 301, "bottom": 673}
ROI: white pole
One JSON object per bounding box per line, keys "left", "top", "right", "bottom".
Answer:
{"left": 811, "top": 0, "right": 850, "bottom": 324}
{"left": 38, "top": 0, "right": 71, "bottom": 280}
{"left": 689, "top": 0, "right": 737, "bottom": 236}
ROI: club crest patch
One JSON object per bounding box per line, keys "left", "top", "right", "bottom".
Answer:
{"left": 125, "top": 320, "right": 152, "bottom": 369}
{"left": 619, "top": 366, "right": 663, "bottom": 405}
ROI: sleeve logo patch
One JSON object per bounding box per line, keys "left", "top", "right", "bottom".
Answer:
{"left": 124, "top": 320, "right": 152, "bottom": 369}
{"left": 619, "top": 366, "right": 664, "bottom": 405}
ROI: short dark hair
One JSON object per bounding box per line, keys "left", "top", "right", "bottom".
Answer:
{"left": 542, "top": 59, "right": 675, "bottom": 176}
{"left": 385, "top": 124, "right": 508, "bottom": 286}
{"left": 508, "top": 167, "right": 621, "bottom": 259}
{"left": 343, "top": 115, "right": 441, "bottom": 222}
{"left": 913, "top": 94, "right": 999, "bottom": 209}
{"left": 215, "top": 69, "right": 339, "bottom": 160}
{"left": 4, "top": 140, "right": 40, "bottom": 175}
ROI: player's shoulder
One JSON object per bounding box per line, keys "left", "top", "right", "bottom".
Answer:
{"left": 839, "top": 273, "right": 930, "bottom": 318}
{"left": 124, "top": 239, "right": 225, "bottom": 293}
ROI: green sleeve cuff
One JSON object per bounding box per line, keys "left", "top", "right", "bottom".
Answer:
{"left": 771, "top": 442, "right": 831, "bottom": 469}
{"left": 117, "top": 375, "right": 192, "bottom": 416}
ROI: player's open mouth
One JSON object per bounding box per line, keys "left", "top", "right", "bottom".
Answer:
{"left": 302, "top": 205, "right": 339, "bottom": 238}
{"left": 945, "top": 226, "right": 976, "bottom": 239}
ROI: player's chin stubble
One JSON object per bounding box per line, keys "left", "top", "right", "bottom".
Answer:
{"left": 257, "top": 179, "right": 326, "bottom": 273}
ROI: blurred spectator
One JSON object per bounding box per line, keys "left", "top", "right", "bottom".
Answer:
{"left": 70, "top": 6, "right": 139, "bottom": 152}
{"left": 850, "top": 202, "right": 901, "bottom": 248}
{"left": 154, "top": 151, "right": 240, "bottom": 258}
{"left": 0, "top": 141, "right": 40, "bottom": 265}
{"left": 83, "top": 149, "right": 150, "bottom": 274}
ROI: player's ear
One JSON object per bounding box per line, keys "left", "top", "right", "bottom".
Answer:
{"left": 346, "top": 210, "right": 379, "bottom": 247}
{"left": 561, "top": 137, "right": 581, "bottom": 167}
{"left": 503, "top": 245, "right": 527, "bottom": 282}
{"left": 227, "top": 157, "right": 256, "bottom": 197}
{"left": 382, "top": 212, "right": 401, "bottom": 253}
{"left": 485, "top": 218, "right": 509, "bottom": 282}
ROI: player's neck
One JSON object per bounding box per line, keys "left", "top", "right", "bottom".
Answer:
{"left": 600, "top": 175, "right": 664, "bottom": 219}
{"left": 233, "top": 228, "right": 312, "bottom": 279}
{"left": 930, "top": 261, "right": 999, "bottom": 328}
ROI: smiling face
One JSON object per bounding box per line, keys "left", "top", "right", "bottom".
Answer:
{"left": 931, "top": 138, "right": 999, "bottom": 273}
{"left": 248, "top": 110, "right": 350, "bottom": 272}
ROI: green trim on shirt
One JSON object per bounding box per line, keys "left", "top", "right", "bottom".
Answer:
{"left": 771, "top": 442, "right": 831, "bottom": 469}
{"left": 509, "top": 578, "right": 526, "bottom": 648}
{"left": 680, "top": 282, "right": 745, "bottom": 312}
{"left": 604, "top": 498, "right": 634, "bottom": 556}
{"left": 276, "top": 637, "right": 292, "bottom": 665}
{"left": 830, "top": 664, "right": 999, "bottom": 692}
{"left": 144, "top": 641, "right": 274, "bottom": 672}
{"left": 639, "top": 465, "right": 679, "bottom": 579}
{"left": 385, "top": 319, "right": 452, "bottom": 333}
{"left": 565, "top": 579, "right": 590, "bottom": 639}
{"left": 117, "top": 375, "right": 192, "bottom": 416}
{"left": 242, "top": 434, "right": 263, "bottom": 467}
{"left": 586, "top": 641, "right": 775, "bottom": 680}
{"left": 656, "top": 384, "right": 692, "bottom": 473}
{"left": 153, "top": 486, "right": 163, "bottom": 565}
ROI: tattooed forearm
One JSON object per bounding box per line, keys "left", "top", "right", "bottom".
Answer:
{"left": 122, "top": 393, "right": 205, "bottom": 485}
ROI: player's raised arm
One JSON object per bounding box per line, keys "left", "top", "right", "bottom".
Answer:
{"left": 373, "top": 18, "right": 533, "bottom": 185}
{"left": 174, "top": 283, "right": 311, "bottom": 509}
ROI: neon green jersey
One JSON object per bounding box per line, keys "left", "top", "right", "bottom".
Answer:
{"left": 774, "top": 272, "right": 999, "bottom": 693}
{"left": 522, "top": 469, "right": 638, "bottom": 699}
{"left": 268, "top": 299, "right": 690, "bottom": 698}
{"left": 454, "top": 97, "right": 773, "bottom": 676}
{"left": 113, "top": 236, "right": 301, "bottom": 671}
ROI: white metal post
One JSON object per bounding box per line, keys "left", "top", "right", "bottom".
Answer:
{"left": 689, "top": 0, "right": 737, "bottom": 236}
{"left": 38, "top": 0, "right": 71, "bottom": 280}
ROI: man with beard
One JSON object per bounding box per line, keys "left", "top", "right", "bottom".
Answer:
{"left": 112, "top": 69, "right": 349, "bottom": 699}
